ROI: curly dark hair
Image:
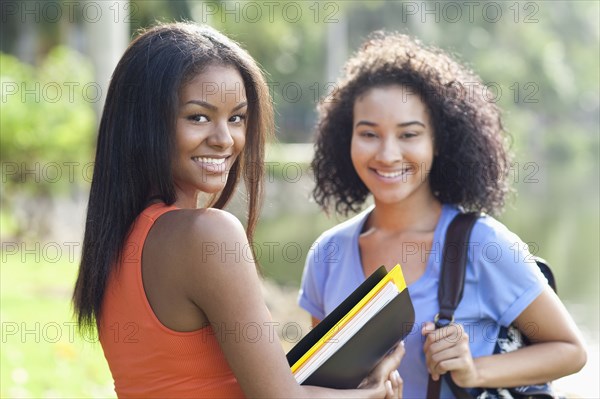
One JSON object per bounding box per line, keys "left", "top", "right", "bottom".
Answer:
{"left": 311, "top": 31, "right": 511, "bottom": 216}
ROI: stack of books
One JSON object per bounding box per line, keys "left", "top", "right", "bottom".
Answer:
{"left": 287, "top": 264, "right": 415, "bottom": 389}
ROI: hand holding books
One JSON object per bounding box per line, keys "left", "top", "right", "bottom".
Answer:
{"left": 358, "top": 342, "right": 405, "bottom": 399}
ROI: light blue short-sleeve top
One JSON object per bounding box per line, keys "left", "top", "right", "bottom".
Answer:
{"left": 299, "top": 204, "right": 547, "bottom": 399}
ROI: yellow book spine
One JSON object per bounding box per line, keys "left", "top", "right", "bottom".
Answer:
{"left": 291, "top": 264, "right": 407, "bottom": 374}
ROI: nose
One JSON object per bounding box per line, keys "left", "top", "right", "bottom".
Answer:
{"left": 207, "top": 121, "right": 234, "bottom": 149}
{"left": 374, "top": 136, "right": 402, "bottom": 164}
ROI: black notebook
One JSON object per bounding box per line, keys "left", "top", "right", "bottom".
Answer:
{"left": 287, "top": 264, "right": 415, "bottom": 389}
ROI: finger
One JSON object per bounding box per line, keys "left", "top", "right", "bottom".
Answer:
{"left": 367, "top": 341, "right": 406, "bottom": 386}
{"left": 429, "top": 346, "right": 467, "bottom": 376}
{"left": 427, "top": 348, "right": 453, "bottom": 376}
{"left": 430, "top": 344, "right": 466, "bottom": 363}
{"left": 360, "top": 344, "right": 405, "bottom": 394}
{"left": 423, "top": 323, "right": 465, "bottom": 352}
{"left": 424, "top": 324, "right": 463, "bottom": 346}
{"left": 434, "top": 323, "right": 465, "bottom": 341}
{"left": 385, "top": 380, "right": 393, "bottom": 399}
{"left": 433, "top": 356, "right": 473, "bottom": 377}
{"left": 422, "top": 323, "right": 442, "bottom": 353}
{"left": 388, "top": 370, "right": 398, "bottom": 391}
{"left": 421, "top": 321, "right": 435, "bottom": 336}
{"left": 425, "top": 330, "right": 467, "bottom": 355}
{"left": 381, "top": 341, "right": 406, "bottom": 371}
{"left": 425, "top": 357, "right": 440, "bottom": 381}
{"left": 425, "top": 347, "right": 455, "bottom": 378}
{"left": 393, "top": 370, "right": 402, "bottom": 399}
{"left": 396, "top": 340, "right": 406, "bottom": 360}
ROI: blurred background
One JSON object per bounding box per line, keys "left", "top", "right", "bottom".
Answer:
{"left": 1, "top": 0, "right": 598, "bottom": 397}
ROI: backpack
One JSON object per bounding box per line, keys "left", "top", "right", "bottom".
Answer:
{"left": 427, "top": 212, "right": 558, "bottom": 399}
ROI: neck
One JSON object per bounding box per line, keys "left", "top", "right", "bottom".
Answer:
{"left": 173, "top": 190, "right": 199, "bottom": 209}
{"left": 368, "top": 194, "right": 442, "bottom": 233}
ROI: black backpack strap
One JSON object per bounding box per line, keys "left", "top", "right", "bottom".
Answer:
{"left": 535, "top": 257, "right": 557, "bottom": 293}
{"left": 426, "top": 212, "right": 479, "bottom": 399}
{"left": 435, "top": 212, "right": 479, "bottom": 328}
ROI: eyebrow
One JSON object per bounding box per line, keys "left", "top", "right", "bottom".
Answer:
{"left": 355, "top": 120, "right": 426, "bottom": 128}
{"left": 185, "top": 100, "right": 248, "bottom": 112}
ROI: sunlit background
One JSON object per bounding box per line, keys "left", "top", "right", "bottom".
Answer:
{"left": 1, "top": 1, "right": 598, "bottom": 397}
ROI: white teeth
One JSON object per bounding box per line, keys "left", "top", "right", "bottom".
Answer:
{"left": 376, "top": 169, "right": 406, "bottom": 178}
{"left": 193, "top": 157, "right": 226, "bottom": 165}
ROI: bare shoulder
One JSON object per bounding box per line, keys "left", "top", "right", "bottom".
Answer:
{"left": 146, "top": 207, "right": 252, "bottom": 285}
{"left": 188, "top": 207, "right": 246, "bottom": 237}
{"left": 159, "top": 207, "right": 246, "bottom": 241}
{"left": 148, "top": 208, "right": 248, "bottom": 261}
{"left": 150, "top": 206, "right": 256, "bottom": 295}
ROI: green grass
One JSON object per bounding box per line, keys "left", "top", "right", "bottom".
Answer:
{"left": 1, "top": 252, "right": 115, "bottom": 398}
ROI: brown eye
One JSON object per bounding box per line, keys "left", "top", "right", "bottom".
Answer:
{"left": 401, "top": 132, "right": 418, "bottom": 139}
{"left": 229, "top": 115, "right": 246, "bottom": 123}
{"left": 360, "top": 131, "right": 377, "bottom": 138}
{"left": 189, "top": 114, "right": 209, "bottom": 123}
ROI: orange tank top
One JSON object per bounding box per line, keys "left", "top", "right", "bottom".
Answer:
{"left": 98, "top": 203, "right": 246, "bottom": 398}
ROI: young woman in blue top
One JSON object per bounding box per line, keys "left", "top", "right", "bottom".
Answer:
{"left": 299, "top": 32, "right": 586, "bottom": 398}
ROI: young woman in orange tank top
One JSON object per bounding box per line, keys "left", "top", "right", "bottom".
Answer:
{"left": 72, "top": 22, "right": 404, "bottom": 398}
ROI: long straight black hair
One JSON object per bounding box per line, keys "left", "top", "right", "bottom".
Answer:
{"left": 73, "top": 22, "right": 273, "bottom": 333}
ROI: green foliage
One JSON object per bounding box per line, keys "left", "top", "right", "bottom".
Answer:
{"left": 1, "top": 47, "right": 95, "bottom": 238}
{"left": 1, "top": 46, "right": 95, "bottom": 190}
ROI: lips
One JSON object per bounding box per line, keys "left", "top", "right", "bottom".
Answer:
{"left": 191, "top": 156, "right": 230, "bottom": 173}
{"left": 192, "top": 156, "right": 226, "bottom": 165}
{"left": 375, "top": 169, "right": 405, "bottom": 178}
{"left": 373, "top": 166, "right": 412, "bottom": 180}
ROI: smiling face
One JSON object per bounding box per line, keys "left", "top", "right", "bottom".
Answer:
{"left": 172, "top": 64, "right": 247, "bottom": 208}
{"left": 351, "top": 85, "right": 436, "bottom": 208}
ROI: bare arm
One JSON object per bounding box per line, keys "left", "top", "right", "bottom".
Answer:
{"left": 423, "top": 286, "right": 587, "bottom": 388}
{"left": 182, "top": 210, "right": 403, "bottom": 398}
